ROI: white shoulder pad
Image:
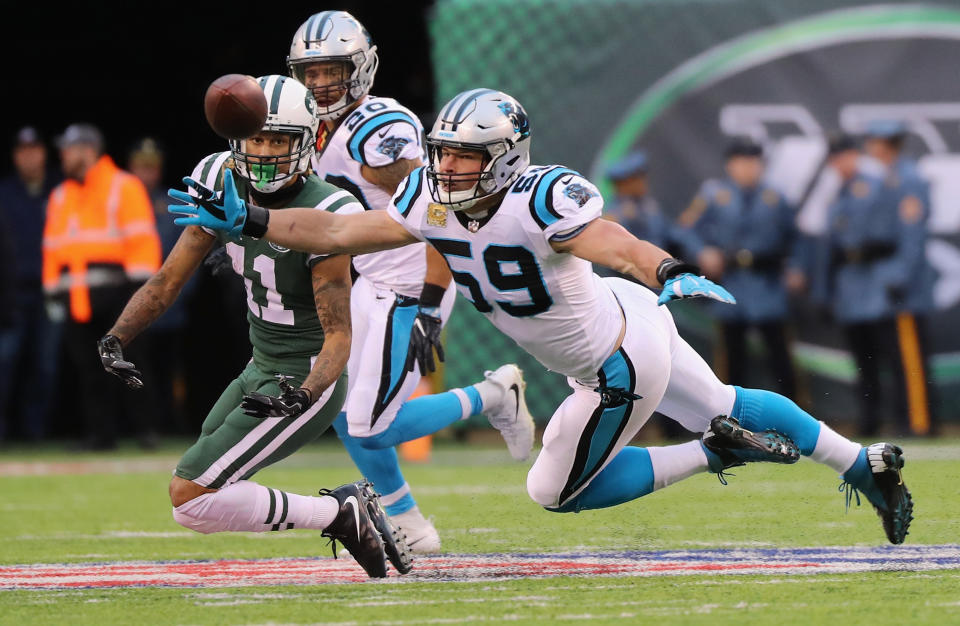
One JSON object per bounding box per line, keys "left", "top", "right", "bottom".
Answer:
{"left": 186, "top": 152, "right": 231, "bottom": 237}
{"left": 345, "top": 99, "right": 423, "bottom": 167}
{"left": 525, "top": 167, "right": 603, "bottom": 241}
{"left": 361, "top": 121, "right": 423, "bottom": 168}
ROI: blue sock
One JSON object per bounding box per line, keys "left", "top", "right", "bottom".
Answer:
{"left": 332, "top": 412, "right": 415, "bottom": 515}
{"left": 358, "top": 386, "right": 483, "bottom": 450}
{"left": 730, "top": 387, "right": 821, "bottom": 455}
{"left": 548, "top": 447, "right": 655, "bottom": 513}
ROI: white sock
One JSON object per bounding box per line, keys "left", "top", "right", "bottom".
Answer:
{"left": 172, "top": 480, "right": 339, "bottom": 534}
{"left": 473, "top": 379, "right": 507, "bottom": 413}
{"left": 647, "top": 440, "right": 710, "bottom": 490}
{"left": 809, "top": 421, "right": 862, "bottom": 474}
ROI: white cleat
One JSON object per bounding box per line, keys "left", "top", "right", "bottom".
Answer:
{"left": 480, "top": 364, "right": 535, "bottom": 461}
{"left": 390, "top": 507, "right": 441, "bottom": 554}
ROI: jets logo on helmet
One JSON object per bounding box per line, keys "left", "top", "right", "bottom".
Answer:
{"left": 228, "top": 75, "right": 320, "bottom": 194}
{"left": 425, "top": 89, "right": 532, "bottom": 211}
{"left": 287, "top": 11, "right": 379, "bottom": 121}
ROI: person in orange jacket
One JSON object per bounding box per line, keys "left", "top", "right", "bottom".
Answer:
{"left": 42, "top": 124, "right": 162, "bottom": 450}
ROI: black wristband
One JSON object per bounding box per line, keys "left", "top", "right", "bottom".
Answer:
{"left": 419, "top": 283, "right": 446, "bottom": 309}
{"left": 243, "top": 204, "right": 270, "bottom": 238}
{"left": 656, "top": 258, "right": 701, "bottom": 286}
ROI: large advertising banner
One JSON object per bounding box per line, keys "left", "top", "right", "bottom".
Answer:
{"left": 430, "top": 1, "right": 960, "bottom": 424}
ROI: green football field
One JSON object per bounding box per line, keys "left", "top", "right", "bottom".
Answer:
{"left": 1, "top": 437, "right": 958, "bottom": 625}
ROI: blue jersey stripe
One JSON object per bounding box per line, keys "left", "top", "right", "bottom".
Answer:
{"left": 529, "top": 167, "right": 578, "bottom": 230}
{"left": 395, "top": 168, "right": 425, "bottom": 217}
{"left": 348, "top": 111, "right": 420, "bottom": 164}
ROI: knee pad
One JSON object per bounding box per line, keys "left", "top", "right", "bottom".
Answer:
{"left": 172, "top": 499, "right": 219, "bottom": 535}
{"left": 526, "top": 468, "right": 562, "bottom": 509}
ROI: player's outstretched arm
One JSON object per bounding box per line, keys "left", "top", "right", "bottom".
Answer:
{"left": 552, "top": 218, "right": 735, "bottom": 305}
{"left": 99, "top": 225, "right": 216, "bottom": 388}
{"left": 551, "top": 218, "right": 670, "bottom": 287}
{"left": 107, "top": 226, "right": 215, "bottom": 344}
{"left": 168, "top": 169, "right": 417, "bottom": 257}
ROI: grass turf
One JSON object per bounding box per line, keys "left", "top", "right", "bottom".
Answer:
{"left": 1, "top": 438, "right": 958, "bottom": 624}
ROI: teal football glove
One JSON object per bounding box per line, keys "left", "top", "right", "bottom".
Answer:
{"left": 167, "top": 169, "right": 248, "bottom": 237}
{"left": 657, "top": 273, "right": 736, "bottom": 306}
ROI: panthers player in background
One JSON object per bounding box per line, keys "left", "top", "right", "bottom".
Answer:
{"left": 171, "top": 89, "right": 913, "bottom": 545}
{"left": 97, "top": 76, "right": 407, "bottom": 578}
{"left": 285, "top": 10, "right": 533, "bottom": 552}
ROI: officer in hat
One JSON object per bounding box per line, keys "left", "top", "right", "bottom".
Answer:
{"left": 820, "top": 131, "right": 916, "bottom": 436}
{"left": 861, "top": 121, "right": 937, "bottom": 436}
{"left": 604, "top": 150, "right": 701, "bottom": 262}
{"left": 0, "top": 127, "right": 62, "bottom": 442}
{"left": 678, "top": 136, "right": 802, "bottom": 399}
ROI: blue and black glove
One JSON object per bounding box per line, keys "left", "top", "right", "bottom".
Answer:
{"left": 656, "top": 258, "right": 736, "bottom": 306}
{"left": 405, "top": 283, "right": 446, "bottom": 374}
{"left": 168, "top": 169, "right": 269, "bottom": 238}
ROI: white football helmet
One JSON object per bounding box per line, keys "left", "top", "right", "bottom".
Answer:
{"left": 287, "top": 11, "right": 379, "bottom": 121}
{"left": 229, "top": 75, "right": 319, "bottom": 194}
{"left": 426, "top": 89, "right": 531, "bottom": 211}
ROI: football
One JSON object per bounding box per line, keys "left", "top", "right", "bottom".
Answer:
{"left": 203, "top": 74, "right": 268, "bottom": 140}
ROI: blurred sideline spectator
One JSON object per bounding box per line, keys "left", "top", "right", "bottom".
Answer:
{"left": 127, "top": 138, "right": 198, "bottom": 433}
{"left": 604, "top": 150, "right": 701, "bottom": 260}
{"left": 679, "top": 137, "right": 802, "bottom": 399}
{"left": 862, "top": 121, "right": 937, "bottom": 436}
{"left": 0, "top": 127, "right": 62, "bottom": 442}
{"left": 43, "top": 124, "right": 162, "bottom": 450}
{"left": 818, "top": 132, "right": 913, "bottom": 436}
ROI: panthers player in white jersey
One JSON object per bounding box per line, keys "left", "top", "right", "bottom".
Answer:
{"left": 172, "top": 89, "right": 913, "bottom": 545}
{"left": 284, "top": 11, "right": 533, "bottom": 552}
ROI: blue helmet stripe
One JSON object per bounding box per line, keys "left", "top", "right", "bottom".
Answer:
{"left": 313, "top": 10, "right": 333, "bottom": 42}
{"left": 302, "top": 13, "right": 320, "bottom": 43}
{"left": 449, "top": 88, "right": 497, "bottom": 131}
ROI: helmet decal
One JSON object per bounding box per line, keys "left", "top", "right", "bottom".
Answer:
{"left": 497, "top": 101, "right": 530, "bottom": 139}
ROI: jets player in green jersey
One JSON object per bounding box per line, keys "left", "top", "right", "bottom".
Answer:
{"left": 96, "top": 75, "right": 410, "bottom": 578}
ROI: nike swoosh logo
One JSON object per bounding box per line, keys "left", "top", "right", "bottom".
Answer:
{"left": 509, "top": 384, "right": 519, "bottom": 424}
{"left": 560, "top": 176, "right": 573, "bottom": 184}
{"left": 378, "top": 129, "right": 390, "bottom": 138}
{"left": 344, "top": 495, "right": 361, "bottom": 542}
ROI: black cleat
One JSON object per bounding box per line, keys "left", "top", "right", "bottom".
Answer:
{"left": 842, "top": 443, "right": 914, "bottom": 545}
{"left": 319, "top": 481, "right": 388, "bottom": 578}
{"left": 359, "top": 482, "right": 413, "bottom": 574}
{"left": 702, "top": 416, "right": 800, "bottom": 480}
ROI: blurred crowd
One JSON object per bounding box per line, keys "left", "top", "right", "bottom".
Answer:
{"left": 0, "top": 124, "right": 251, "bottom": 450}
{"left": 0, "top": 120, "right": 943, "bottom": 449}
{"left": 603, "top": 125, "right": 939, "bottom": 439}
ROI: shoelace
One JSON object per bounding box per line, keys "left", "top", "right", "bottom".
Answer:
{"left": 839, "top": 480, "right": 862, "bottom": 512}
{"left": 714, "top": 462, "right": 744, "bottom": 486}
{"left": 316, "top": 487, "right": 343, "bottom": 559}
